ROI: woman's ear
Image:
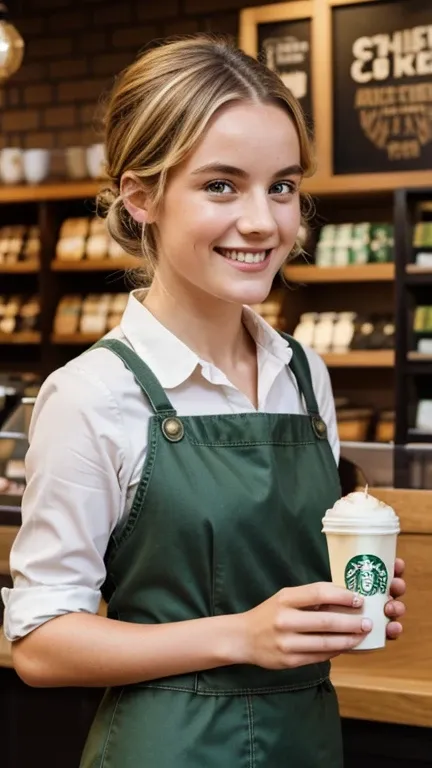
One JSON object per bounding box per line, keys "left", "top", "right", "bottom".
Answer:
{"left": 120, "top": 173, "right": 154, "bottom": 225}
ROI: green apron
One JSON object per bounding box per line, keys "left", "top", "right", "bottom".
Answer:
{"left": 80, "top": 334, "right": 343, "bottom": 768}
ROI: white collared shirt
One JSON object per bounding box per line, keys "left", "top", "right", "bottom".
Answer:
{"left": 2, "top": 290, "right": 339, "bottom": 641}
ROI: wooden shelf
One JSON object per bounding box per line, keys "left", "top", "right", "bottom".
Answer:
{"left": 0, "top": 260, "right": 40, "bottom": 274}
{"left": 406, "top": 264, "right": 432, "bottom": 275}
{"left": 51, "top": 258, "right": 139, "bottom": 272}
{"left": 51, "top": 332, "right": 100, "bottom": 345}
{"left": 0, "top": 331, "right": 41, "bottom": 344}
{"left": 284, "top": 263, "right": 394, "bottom": 283}
{"left": 0, "top": 180, "right": 100, "bottom": 204}
{"left": 407, "top": 351, "right": 432, "bottom": 362}
{"left": 322, "top": 350, "right": 394, "bottom": 368}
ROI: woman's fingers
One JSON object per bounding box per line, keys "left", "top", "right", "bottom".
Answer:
{"left": 287, "top": 632, "right": 366, "bottom": 654}
{"left": 279, "top": 583, "right": 362, "bottom": 611}
{"left": 281, "top": 608, "right": 371, "bottom": 635}
{"left": 384, "top": 599, "right": 406, "bottom": 619}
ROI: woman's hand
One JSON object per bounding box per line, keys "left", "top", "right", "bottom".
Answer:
{"left": 240, "top": 582, "right": 371, "bottom": 670}
{"left": 385, "top": 558, "right": 406, "bottom": 640}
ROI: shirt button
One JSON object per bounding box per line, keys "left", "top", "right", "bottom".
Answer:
{"left": 162, "top": 417, "right": 184, "bottom": 442}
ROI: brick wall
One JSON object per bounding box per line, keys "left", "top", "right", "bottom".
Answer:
{"left": 0, "top": 0, "right": 278, "bottom": 176}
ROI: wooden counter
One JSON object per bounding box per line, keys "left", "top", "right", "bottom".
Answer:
{"left": 1, "top": 488, "right": 431, "bottom": 728}
{"left": 331, "top": 487, "right": 432, "bottom": 728}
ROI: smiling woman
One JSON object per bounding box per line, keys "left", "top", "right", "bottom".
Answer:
{"left": 3, "top": 33, "right": 405, "bottom": 768}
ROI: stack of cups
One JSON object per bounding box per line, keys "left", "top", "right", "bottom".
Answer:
{"left": 322, "top": 489, "right": 400, "bottom": 651}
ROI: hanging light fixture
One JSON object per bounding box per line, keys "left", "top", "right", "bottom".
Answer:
{"left": 0, "top": 2, "right": 24, "bottom": 81}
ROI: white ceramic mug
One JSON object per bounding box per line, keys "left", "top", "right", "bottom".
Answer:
{"left": 23, "top": 149, "right": 51, "bottom": 184}
{"left": 0, "top": 148, "right": 24, "bottom": 184}
{"left": 65, "top": 146, "right": 88, "bottom": 180}
{"left": 86, "top": 143, "right": 106, "bottom": 179}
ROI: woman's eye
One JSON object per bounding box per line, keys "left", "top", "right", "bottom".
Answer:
{"left": 270, "top": 181, "right": 296, "bottom": 195}
{"left": 205, "top": 180, "right": 234, "bottom": 195}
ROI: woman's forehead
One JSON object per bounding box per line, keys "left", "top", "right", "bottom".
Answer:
{"left": 184, "top": 102, "right": 301, "bottom": 174}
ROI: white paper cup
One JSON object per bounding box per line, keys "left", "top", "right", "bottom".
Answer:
{"left": 86, "top": 143, "right": 106, "bottom": 179}
{"left": 65, "top": 146, "right": 87, "bottom": 180}
{"left": 23, "top": 149, "right": 50, "bottom": 184}
{"left": 0, "top": 148, "right": 24, "bottom": 184}
{"left": 322, "top": 491, "right": 400, "bottom": 651}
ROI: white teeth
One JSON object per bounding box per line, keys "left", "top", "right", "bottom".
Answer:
{"left": 219, "top": 249, "right": 267, "bottom": 263}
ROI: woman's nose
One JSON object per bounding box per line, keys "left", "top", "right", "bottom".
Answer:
{"left": 236, "top": 193, "right": 277, "bottom": 237}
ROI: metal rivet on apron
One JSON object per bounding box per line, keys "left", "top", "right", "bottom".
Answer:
{"left": 312, "top": 416, "right": 327, "bottom": 439}
{"left": 162, "top": 417, "right": 184, "bottom": 442}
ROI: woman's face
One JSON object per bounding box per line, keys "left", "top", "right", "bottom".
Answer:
{"left": 152, "top": 101, "right": 303, "bottom": 307}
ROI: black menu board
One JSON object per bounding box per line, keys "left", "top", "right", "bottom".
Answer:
{"left": 333, "top": 0, "right": 432, "bottom": 174}
{"left": 258, "top": 19, "right": 313, "bottom": 132}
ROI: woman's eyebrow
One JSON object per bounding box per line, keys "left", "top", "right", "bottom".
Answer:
{"left": 191, "top": 162, "right": 303, "bottom": 178}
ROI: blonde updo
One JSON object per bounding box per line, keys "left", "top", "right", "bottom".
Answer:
{"left": 98, "top": 34, "right": 315, "bottom": 283}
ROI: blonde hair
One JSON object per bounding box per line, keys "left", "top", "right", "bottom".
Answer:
{"left": 98, "top": 35, "right": 315, "bottom": 282}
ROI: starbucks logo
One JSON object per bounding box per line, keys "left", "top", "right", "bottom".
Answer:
{"left": 344, "top": 554, "right": 388, "bottom": 597}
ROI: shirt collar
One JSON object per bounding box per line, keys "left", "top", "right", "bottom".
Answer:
{"left": 119, "top": 290, "right": 292, "bottom": 389}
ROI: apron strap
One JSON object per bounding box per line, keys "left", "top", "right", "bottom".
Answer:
{"left": 91, "top": 339, "right": 177, "bottom": 417}
{"left": 279, "top": 332, "right": 320, "bottom": 417}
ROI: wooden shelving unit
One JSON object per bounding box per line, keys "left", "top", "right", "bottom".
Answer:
{"left": 0, "top": 180, "right": 100, "bottom": 204}
{"left": 284, "top": 263, "right": 394, "bottom": 283}
{"left": 0, "top": 261, "right": 40, "bottom": 274}
{"left": 0, "top": 332, "right": 41, "bottom": 345}
{"left": 407, "top": 352, "right": 432, "bottom": 362}
{"left": 405, "top": 265, "right": 432, "bottom": 275}
{"left": 0, "top": 181, "right": 401, "bottom": 434}
{"left": 51, "top": 258, "right": 139, "bottom": 272}
{"left": 51, "top": 333, "right": 100, "bottom": 345}
{"left": 322, "top": 351, "right": 394, "bottom": 368}
{"left": 394, "top": 187, "right": 432, "bottom": 485}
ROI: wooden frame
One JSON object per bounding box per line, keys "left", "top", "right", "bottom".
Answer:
{"left": 239, "top": 0, "right": 432, "bottom": 195}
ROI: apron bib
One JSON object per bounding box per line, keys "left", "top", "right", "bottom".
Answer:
{"left": 80, "top": 335, "right": 343, "bottom": 767}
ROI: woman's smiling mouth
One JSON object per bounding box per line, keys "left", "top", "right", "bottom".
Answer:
{"left": 214, "top": 247, "right": 272, "bottom": 270}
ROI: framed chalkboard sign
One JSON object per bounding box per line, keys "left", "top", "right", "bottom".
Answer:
{"left": 258, "top": 18, "right": 313, "bottom": 130}
{"left": 240, "top": 0, "right": 432, "bottom": 193}
{"left": 333, "top": 0, "right": 432, "bottom": 175}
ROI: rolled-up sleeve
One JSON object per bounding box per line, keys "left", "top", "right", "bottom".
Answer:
{"left": 1, "top": 363, "right": 126, "bottom": 641}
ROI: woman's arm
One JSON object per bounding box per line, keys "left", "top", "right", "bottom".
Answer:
{"left": 13, "top": 583, "right": 369, "bottom": 688}
{"left": 12, "top": 610, "right": 245, "bottom": 687}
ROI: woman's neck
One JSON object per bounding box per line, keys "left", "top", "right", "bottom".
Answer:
{"left": 143, "top": 274, "right": 255, "bottom": 372}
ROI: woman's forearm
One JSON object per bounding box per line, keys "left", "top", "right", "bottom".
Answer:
{"left": 12, "top": 611, "right": 247, "bottom": 688}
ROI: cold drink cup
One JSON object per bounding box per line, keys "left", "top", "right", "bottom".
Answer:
{"left": 322, "top": 490, "right": 400, "bottom": 651}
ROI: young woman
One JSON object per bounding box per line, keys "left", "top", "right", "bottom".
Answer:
{"left": 3, "top": 36, "right": 405, "bottom": 767}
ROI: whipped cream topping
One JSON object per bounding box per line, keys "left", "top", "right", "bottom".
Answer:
{"left": 322, "top": 489, "right": 400, "bottom": 532}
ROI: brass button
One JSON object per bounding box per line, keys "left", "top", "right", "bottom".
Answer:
{"left": 162, "top": 417, "right": 184, "bottom": 442}
{"left": 312, "top": 416, "right": 327, "bottom": 439}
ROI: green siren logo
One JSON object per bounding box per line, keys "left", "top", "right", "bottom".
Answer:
{"left": 344, "top": 554, "right": 388, "bottom": 596}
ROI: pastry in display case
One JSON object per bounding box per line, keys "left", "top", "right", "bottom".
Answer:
{"left": 53, "top": 293, "right": 129, "bottom": 338}
{"left": 0, "top": 294, "right": 41, "bottom": 335}
{"left": 55, "top": 216, "right": 128, "bottom": 263}
{"left": 56, "top": 217, "right": 89, "bottom": 262}
{"left": 0, "top": 225, "right": 41, "bottom": 265}
{"left": 0, "top": 396, "right": 37, "bottom": 507}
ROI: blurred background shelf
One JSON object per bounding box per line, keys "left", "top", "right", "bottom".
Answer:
{"left": 322, "top": 351, "right": 394, "bottom": 368}
{"left": 0, "top": 332, "right": 41, "bottom": 345}
{"left": 0, "top": 261, "right": 40, "bottom": 274}
{"left": 0, "top": 181, "right": 100, "bottom": 204}
{"left": 284, "top": 263, "right": 395, "bottom": 283}
{"left": 405, "top": 265, "right": 432, "bottom": 275}
{"left": 51, "top": 258, "right": 139, "bottom": 272}
{"left": 51, "top": 333, "right": 100, "bottom": 345}
{"left": 407, "top": 352, "right": 432, "bottom": 362}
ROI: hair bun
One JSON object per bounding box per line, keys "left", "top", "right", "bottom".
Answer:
{"left": 96, "top": 186, "right": 119, "bottom": 219}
